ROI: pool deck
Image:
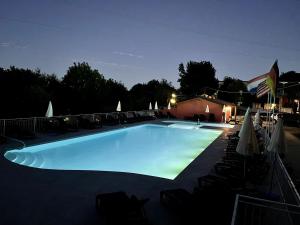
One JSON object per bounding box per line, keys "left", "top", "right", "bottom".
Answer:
{"left": 0, "top": 120, "right": 234, "bottom": 225}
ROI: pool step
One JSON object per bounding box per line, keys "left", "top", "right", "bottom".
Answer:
{"left": 21, "top": 153, "right": 34, "bottom": 166}
{"left": 4, "top": 151, "right": 45, "bottom": 169}
{"left": 4, "top": 152, "right": 17, "bottom": 162}
{"left": 14, "top": 153, "right": 26, "bottom": 164}
{"left": 30, "top": 153, "right": 45, "bottom": 168}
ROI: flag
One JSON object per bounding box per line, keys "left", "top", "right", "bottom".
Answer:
{"left": 266, "top": 60, "right": 279, "bottom": 97}
{"left": 255, "top": 60, "right": 279, "bottom": 98}
{"left": 247, "top": 73, "right": 268, "bottom": 93}
{"left": 256, "top": 79, "right": 270, "bottom": 98}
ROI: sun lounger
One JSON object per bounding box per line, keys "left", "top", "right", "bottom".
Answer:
{"left": 78, "top": 115, "right": 102, "bottom": 129}
{"left": 96, "top": 191, "right": 149, "bottom": 225}
{"left": 160, "top": 188, "right": 193, "bottom": 213}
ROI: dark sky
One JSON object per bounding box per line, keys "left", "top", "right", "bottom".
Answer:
{"left": 1, "top": 0, "right": 299, "bottom": 88}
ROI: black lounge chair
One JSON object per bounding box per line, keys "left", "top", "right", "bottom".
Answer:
{"left": 124, "top": 112, "right": 138, "bottom": 123}
{"left": 160, "top": 188, "right": 201, "bottom": 224}
{"left": 78, "top": 115, "right": 102, "bottom": 129}
{"left": 103, "top": 113, "right": 120, "bottom": 126}
{"left": 160, "top": 188, "right": 193, "bottom": 213}
{"left": 96, "top": 191, "right": 149, "bottom": 225}
{"left": 161, "top": 187, "right": 235, "bottom": 225}
{"left": 57, "top": 116, "right": 79, "bottom": 132}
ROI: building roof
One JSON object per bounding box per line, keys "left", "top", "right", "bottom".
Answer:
{"left": 178, "top": 96, "right": 235, "bottom": 106}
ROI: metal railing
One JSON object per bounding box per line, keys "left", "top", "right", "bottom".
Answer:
{"left": 274, "top": 153, "right": 300, "bottom": 205}
{"left": 0, "top": 110, "right": 156, "bottom": 137}
{"left": 231, "top": 195, "right": 300, "bottom": 225}
{"left": 231, "top": 153, "right": 300, "bottom": 225}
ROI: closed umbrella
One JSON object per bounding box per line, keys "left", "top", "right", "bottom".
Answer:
{"left": 267, "top": 118, "right": 286, "bottom": 155}
{"left": 154, "top": 101, "right": 158, "bottom": 110}
{"left": 236, "top": 115, "right": 259, "bottom": 156}
{"left": 254, "top": 109, "right": 261, "bottom": 129}
{"left": 45, "top": 101, "right": 53, "bottom": 117}
{"left": 149, "top": 102, "right": 153, "bottom": 110}
{"left": 267, "top": 118, "right": 286, "bottom": 193}
{"left": 205, "top": 105, "right": 209, "bottom": 113}
{"left": 236, "top": 114, "right": 259, "bottom": 177}
{"left": 116, "top": 101, "right": 121, "bottom": 112}
{"left": 167, "top": 102, "right": 171, "bottom": 110}
{"left": 239, "top": 107, "right": 251, "bottom": 137}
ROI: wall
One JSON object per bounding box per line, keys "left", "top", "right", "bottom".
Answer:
{"left": 167, "top": 98, "right": 224, "bottom": 122}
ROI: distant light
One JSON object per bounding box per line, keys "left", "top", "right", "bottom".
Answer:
{"left": 170, "top": 98, "right": 176, "bottom": 104}
{"left": 171, "top": 93, "right": 177, "bottom": 98}
{"left": 271, "top": 103, "right": 276, "bottom": 109}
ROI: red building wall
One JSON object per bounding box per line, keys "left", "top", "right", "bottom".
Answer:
{"left": 167, "top": 98, "right": 224, "bottom": 122}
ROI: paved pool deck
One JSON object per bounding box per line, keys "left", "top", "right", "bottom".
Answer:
{"left": 0, "top": 120, "right": 234, "bottom": 225}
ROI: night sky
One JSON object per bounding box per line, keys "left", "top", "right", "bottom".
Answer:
{"left": 1, "top": 0, "right": 299, "bottom": 88}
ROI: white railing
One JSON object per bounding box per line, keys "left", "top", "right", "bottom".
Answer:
{"left": 0, "top": 110, "right": 156, "bottom": 137}
{"left": 275, "top": 153, "right": 300, "bottom": 205}
{"left": 231, "top": 195, "right": 300, "bottom": 225}
{"left": 231, "top": 153, "right": 300, "bottom": 225}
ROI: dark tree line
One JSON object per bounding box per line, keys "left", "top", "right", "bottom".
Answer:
{"left": 2, "top": 59, "right": 285, "bottom": 119}
{"left": 0, "top": 62, "right": 175, "bottom": 118}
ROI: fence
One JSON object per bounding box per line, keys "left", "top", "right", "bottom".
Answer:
{"left": 274, "top": 153, "right": 300, "bottom": 205}
{"left": 0, "top": 110, "right": 156, "bottom": 137}
{"left": 231, "top": 153, "right": 300, "bottom": 225}
{"left": 231, "top": 195, "right": 300, "bottom": 225}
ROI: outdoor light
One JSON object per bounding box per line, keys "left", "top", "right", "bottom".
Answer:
{"left": 171, "top": 93, "right": 177, "bottom": 98}
{"left": 170, "top": 98, "right": 176, "bottom": 104}
{"left": 271, "top": 103, "right": 276, "bottom": 109}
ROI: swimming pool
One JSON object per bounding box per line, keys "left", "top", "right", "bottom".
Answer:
{"left": 4, "top": 124, "right": 222, "bottom": 179}
{"left": 163, "top": 120, "right": 234, "bottom": 129}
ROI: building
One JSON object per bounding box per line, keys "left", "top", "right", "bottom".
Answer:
{"left": 165, "top": 96, "right": 236, "bottom": 123}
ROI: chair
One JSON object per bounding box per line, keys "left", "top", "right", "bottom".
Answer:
{"left": 78, "top": 115, "right": 102, "bottom": 129}
{"left": 96, "top": 191, "right": 149, "bottom": 225}
{"left": 160, "top": 188, "right": 193, "bottom": 213}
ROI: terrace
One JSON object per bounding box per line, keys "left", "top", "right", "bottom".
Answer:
{"left": 0, "top": 112, "right": 300, "bottom": 225}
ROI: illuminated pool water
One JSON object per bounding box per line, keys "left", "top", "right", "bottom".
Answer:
{"left": 163, "top": 120, "right": 234, "bottom": 129}
{"left": 4, "top": 124, "right": 222, "bottom": 179}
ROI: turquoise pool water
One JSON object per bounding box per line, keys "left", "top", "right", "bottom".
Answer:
{"left": 163, "top": 120, "right": 234, "bottom": 129}
{"left": 4, "top": 124, "right": 222, "bottom": 179}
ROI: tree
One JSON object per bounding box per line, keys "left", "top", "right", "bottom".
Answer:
{"left": 62, "top": 62, "right": 128, "bottom": 114}
{"left": 218, "top": 76, "right": 253, "bottom": 105}
{"left": 279, "top": 71, "right": 300, "bottom": 82}
{"left": 102, "top": 78, "right": 128, "bottom": 112}
{"left": 0, "top": 62, "right": 174, "bottom": 118}
{"left": 0, "top": 67, "right": 51, "bottom": 118}
{"left": 278, "top": 71, "right": 300, "bottom": 108}
{"left": 129, "top": 79, "right": 175, "bottom": 110}
{"left": 178, "top": 61, "right": 218, "bottom": 96}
